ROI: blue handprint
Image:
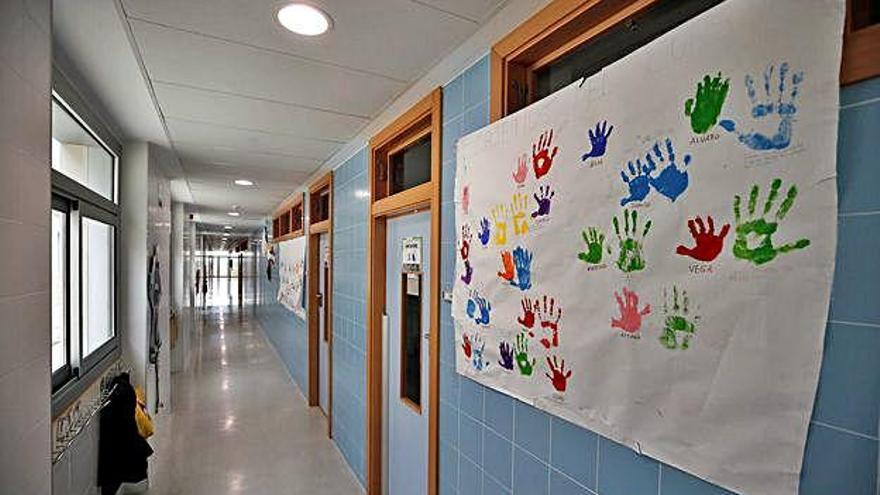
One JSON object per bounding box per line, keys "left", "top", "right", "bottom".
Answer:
{"left": 472, "top": 335, "right": 487, "bottom": 370}
{"left": 498, "top": 341, "right": 515, "bottom": 370}
{"left": 477, "top": 217, "right": 491, "bottom": 246}
{"left": 619, "top": 157, "right": 656, "bottom": 206}
{"left": 648, "top": 138, "right": 691, "bottom": 202}
{"left": 466, "top": 298, "right": 476, "bottom": 319}
{"left": 582, "top": 120, "right": 613, "bottom": 160}
{"left": 719, "top": 63, "right": 803, "bottom": 151}
{"left": 471, "top": 294, "right": 491, "bottom": 326}
{"left": 511, "top": 246, "right": 533, "bottom": 291}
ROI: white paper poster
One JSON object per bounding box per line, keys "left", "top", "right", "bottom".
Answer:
{"left": 277, "top": 236, "right": 306, "bottom": 320}
{"left": 452, "top": 1, "right": 843, "bottom": 494}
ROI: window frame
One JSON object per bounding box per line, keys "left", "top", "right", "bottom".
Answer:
{"left": 51, "top": 196, "right": 73, "bottom": 392}
{"left": 51, "top": 70, "right": 123, "bottom": 416}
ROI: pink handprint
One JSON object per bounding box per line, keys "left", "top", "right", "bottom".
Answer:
{"left": 461, "top": 185, "right": 470, "bottom": 215}
{"left": 610, "top": 288, "right": 651, "bottom": 334}
{"left": 513, "top": 154, "right": 528, "bottom": 185}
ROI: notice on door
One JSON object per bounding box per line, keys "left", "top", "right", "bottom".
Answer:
{"left": 402, "top": 236, "right": 422, "bottom": 273}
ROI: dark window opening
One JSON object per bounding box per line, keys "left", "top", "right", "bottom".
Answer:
{"left": 312, "top": 188, "right": 331, "bottom": 223}
{"left": 400, "top": 273, "right": 422, "bottom": 409}
{"left": 533, "top": 0, "right": 727, "bottom": 102}
{"left": 390, "top": 134, "right": 432, "bottom": 195}
{"left": 851, "top": 0, "right": 879, "bottom": 31}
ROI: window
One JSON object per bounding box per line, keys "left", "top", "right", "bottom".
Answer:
{"left": 51, "top": 88, "right": 121, "bottom": 404}
{"left": 400, "top": 273, "right": 422, "bottom": 410}
{"left": 843, "top": 0, "right": 880, "bottom": 83}
{"left": 390, "top": 134, "right": 432, "bottom": 195}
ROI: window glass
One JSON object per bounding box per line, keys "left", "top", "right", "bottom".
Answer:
{"left": 52, "top": 100, "right": 115, "bottom": 201}
{"left": 390, "top": 134, "right": 432, "bottom": 195}
{"left": 51, "top": 209, "right": 67, "bottom": 372}
{"left": 401, "top": 274, "right": 422, "bottom": 407}
{"left": 82, "top": 217, "right": 115, "bottom": 355}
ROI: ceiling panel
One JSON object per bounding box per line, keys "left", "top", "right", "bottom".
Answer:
{"left": 175, "top": 145, "right": 322, "bottom": 175}
{"left": 131, "top": 19, "right": 408, "bottom": 117}
{"left": 123, "top": 0, "right": 487, "bottom": 81}
{"left": 154, "top": 82, "right": 366, "bottom": 141}
{"left": 166, "top": 118, "right": 339, "bottom": 162}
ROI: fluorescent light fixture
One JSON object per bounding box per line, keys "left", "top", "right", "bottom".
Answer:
{"left": 277, "top": 3, "right": 331, "bottom": 36}
{"left": 227, "top": 211, "right": 240, "bottom": 217}
{"left": 234, "top": 179, "right": 254, "bottom": 186}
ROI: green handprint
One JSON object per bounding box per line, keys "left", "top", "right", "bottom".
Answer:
{"left": 514, "top": 334, "right": 536, "bottom": 376}
{"left": 684, "top": 72, "right": 730, "bottom": 134}
{"left": 613, "top": 209, "right": 652, "bottom": 273}
{"left": 659, "top": 286, "right": 698, "bottom": 350}
{"left": 732, "top": 178, "right": 810, "bottom": 265}
{"left": 577, "top": 227, "right": 609, "bottom": 265}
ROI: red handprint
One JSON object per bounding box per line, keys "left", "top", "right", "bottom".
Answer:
{"left": 532, "top": 129, "right": 558, "bottom": 180}
{"left": 497, "top": 250, "right": 515, "bottom": 282}
{"left": 512, "top": 154, "right": 528, "bottom": 185}
{"left": 517, "top": 297, "right": 536, "bottom": 335}
{"left": 459, "top": 224, "right": 472, "bottom": 260}
{"left": 675, "top": 215, "right": 730, "bottom": 262}
{"left": 610, "top": 288, "right": 651, "bottom": 334}
{"left": 546, "top": 356, "right": 572, "bottom": 392}
{"left": 537, "top": 296, "right": 562, "bottom": 349}
{"left": 461, "top": 334, "right": 473, "bottom": 358}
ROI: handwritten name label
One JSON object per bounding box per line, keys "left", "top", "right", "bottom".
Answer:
{"left": 690, "top": 132, "right": 720, "bottom": 145}
{"left": 586, "top": 263, "right": 608, "bottom": 272}
{"left": 689, "top": 263, "right": 715, "bottom": 275}
{"left": 586, "top": 158, "right": 604, "bottom": 168}
{"left": 619, "top": 332, "right": 641, "bottom": 340}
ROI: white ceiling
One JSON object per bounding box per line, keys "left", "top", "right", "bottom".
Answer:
{"left": 54, "top": 0, "right": 505, "bottom": 232}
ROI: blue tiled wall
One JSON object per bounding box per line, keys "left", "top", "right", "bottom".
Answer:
{"left": 257, "top": 237, "right": 310, "bottom": 399}
{"left": 437, "top": 56, "right": 880, "bottom": 495}
{"left": 331, "top": 148, "right": 370, "bottom": 486}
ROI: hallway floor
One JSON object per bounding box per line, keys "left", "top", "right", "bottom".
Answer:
{"left": 145, "top": 303, "right": 362, "bottom": 495}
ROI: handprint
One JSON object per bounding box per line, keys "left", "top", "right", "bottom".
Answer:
{"left": 719, "top": 63, "right": 803, "bottom": 151}
{"left": 498, "top": 341, "right": 515, "bottom": 370}
{"left": 461, "top": 333, "right": 473, "bottom": 358}
{"left": 537, "top": 295, "right": 562, "bottom": 349}
{"left": 676, "top": 215, "right": 730, "bottom": 262}
{"left": 732, "top": 178, "right": 810, "bottom": 265}
{"left": 497, "top": 250, "right": 515, "bottom": 282}
{"left": 491, "top": 205, "right": 509, "bottom": 246}
{"left": 474, "top": 295, "right": 492, "bottom": 326}
{"left": 459, "top": 224, "right": 471, "bottom": 260}
{"left": 531, "top": 185, "right": 555, "bottom": 219}
{"left": 582, "top": 120, "right": 613, "bottom": 160}
{"left": 511, "top": 246, "right": 533, "bottom": 291}
{"left": 647, "top": 138, "right": 691, "bottom": 202}
{"left": 510, "top": 193, "right": 530, "bottom": 235}
{"left": 512, "top": 154, "right": 528, "bottom": 185}
{"left": 610, "top": 288, "right": 651, "bottom": 334}
{"left": 546, "top": 356, "right": 572, "bottom": 392}
{"left": 685, "top": 72, "right": 730, "bottom": 134}
{"left": 613, "top": 209, "right": 652, "bottom": 273}
{"left": 472, "top": 334, "right": 487, "bottom": 370}
{"left": 461, "top": 185, "right": 470, "bottom": 215}
{"left": 478, "top": 217, "right": 491, "bottom": 247}
{"left": 659, "top": 286, "right": 698, "bottom": 350}
{"left": 514, "top": 334, "right": 536, "bottom": 376}
{"left": 577, "top": 227, "right": 608, "bottom": 265}
{"left": 532, "top": 129, "right": 558, "bottom": 179}
{"left": 460, "top": 261, "right": 473, "bottom": 285}
{"left": 619, "top": 157, "right": 656, "bottom": 206}
{"left": 466, "top": 298, "right": 476, "bottom": 319}
{"left": 517, "top": 297, "right": 536, "bottom": 332}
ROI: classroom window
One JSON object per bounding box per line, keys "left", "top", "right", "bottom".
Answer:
{"left": 81, "top": 217, "right": 115, "bottom": 356}
{"left": 51, "top": 99, "right": 116, "bottom": 202}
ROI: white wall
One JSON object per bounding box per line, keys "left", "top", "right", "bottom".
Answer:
{"left": 0, "top": 0, "right": 52, "bottom": 493}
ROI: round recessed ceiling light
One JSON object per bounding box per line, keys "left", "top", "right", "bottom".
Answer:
{"left": 234, "top": 179, "right": 254, "bottom": 186}
{"left": 227, "top": 211, "right": 240, "bottom": 217}
{"left": 224, "top": 225, "right": 233, "bottom": 230}
{"left": 277, "top": 3, "right": 331, "bottom": 36}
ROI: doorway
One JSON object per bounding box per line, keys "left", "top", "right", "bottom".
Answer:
{"left": 308, "top": 172, "right": 333, "bottom": 436}
{"left": 318, "top": 232, "right": 330, "bottom": 414}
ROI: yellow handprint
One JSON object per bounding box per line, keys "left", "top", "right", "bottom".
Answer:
{"left": 511, "top": 192, "right": 529, "bottom": 236}
{"left": 491, "top": 204, "right": 509, "bottom": 246}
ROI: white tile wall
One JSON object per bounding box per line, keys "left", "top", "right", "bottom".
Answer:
{"left": 0, "top": 0, "right": 52, "bottom": 494}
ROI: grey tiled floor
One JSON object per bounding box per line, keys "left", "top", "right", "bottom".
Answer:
{"left": 145, "top": 303, "right": 362, "bottom": 495}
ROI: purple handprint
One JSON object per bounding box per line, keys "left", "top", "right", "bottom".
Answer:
{"left": 477, "top": 217, "right": 491, "bottom": 246}
{"left": 460, "top": 260, "right": 473, "bottom": 285}
{"left": 582, "top": 120, "right": 613, "bottom": 160}
{"left": 498, "top": 341, "right": 515, "bottom": 370}
{"left": 531, "top": 185, "right": 555, "bottom": 219}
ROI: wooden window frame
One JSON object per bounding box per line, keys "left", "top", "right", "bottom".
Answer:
{"left": 491, "top": 0, "right": 878, "bottom": 124}
{"left": 366, "top": 88, "right": 442, "bottom": 495}
{"left": 272, "top": 193, "right": 305, "bottom": 242}
{"left": 307, "top": 172, "right": 334, "bottom": 438}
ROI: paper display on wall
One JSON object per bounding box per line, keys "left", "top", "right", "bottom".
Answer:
{"left": 452, "top": 1, "right": 843, "bottom": 494}
{"left": 277, "top": 236, "right": 306, "bottom": 320}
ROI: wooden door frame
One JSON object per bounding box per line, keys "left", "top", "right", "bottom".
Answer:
{"left": 366, "top": 88, "right": 442, "bottom": 495}
{"left": 307, "top": 172, "right": 334, "bottom": 438}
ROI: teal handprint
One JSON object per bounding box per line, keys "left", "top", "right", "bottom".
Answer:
{"left": 613, "top": 209, "right": 652, "bottom": 273}
{"left": 659, "top": 286, "right": 698, "bottom": 350}
{"left": 577, "top": 227, "right": 609, "bottom": 265}
{"left": 732, "top": 178, "right": 810, "bottom": 265}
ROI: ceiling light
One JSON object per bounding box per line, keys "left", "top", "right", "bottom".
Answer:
{"left": 234, "top": 179, "right": 254, "bottom": 186}
{"left": 227, "top": 211, "right": 240, "bottom": 217}
{"left": 224, "top": 225, "right": 233, "bottom": 230}
{"left": 277, "top": 3, "right": 331, "bottom": 36}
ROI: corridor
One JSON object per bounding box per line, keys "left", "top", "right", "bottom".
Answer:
{"left": 145, "top": 304, "right": 360, "bottom": 495}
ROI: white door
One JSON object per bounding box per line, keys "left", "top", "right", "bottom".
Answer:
{"left": 318, "top": 233, "right": 330, "bottom": 414}
{"left": 384, "top": 211, "right": 430, "bottom": 495}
